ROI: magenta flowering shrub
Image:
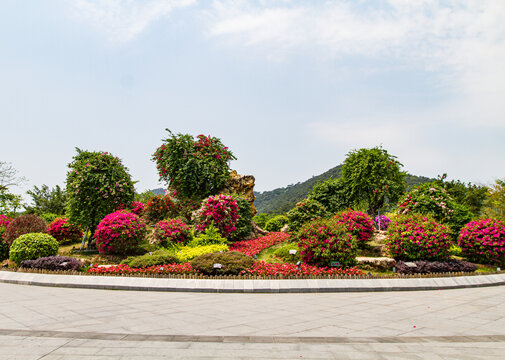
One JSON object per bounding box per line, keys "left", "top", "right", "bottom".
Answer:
{"left": 0, "top": 214, "right": 12, "bottom": 229}
{"left": 298, "top": 218, "right": 358, "bottom": 268}
{"left": 458, "top": 218, "right": 505, "bottom": 264}
{"left": 47, "top": 218, "right": 83, "bottom": 244}
{"left": 194, "top": 195, "right": 239, "bottom": 238}
{"left": 94, "top": 211, "right": 147, "bottom": 254}
{"left": 152, "top": 219, "right": 192, "bottom": 247}
{"left": 332, "top": 209, "right": 375, "bottom": 244}
{"left": 385, "top": 214, "right": 452, "bottom": 260}
{"left": 131, "top": 201, "right": 145, "bottom": 216}
{"left": 374, "top": 215, "right": 391, "bottom": 230}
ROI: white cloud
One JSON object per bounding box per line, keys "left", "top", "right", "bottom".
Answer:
{"left": 71, "top": 0, "right": 195, "bottom": 43}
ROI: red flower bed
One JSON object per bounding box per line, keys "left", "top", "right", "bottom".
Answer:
{"left": 229, "top": 232, "right": 290, "bottom": 256}
{"left": 241, "top": 261, "right": 364, "bottom": 276}
{"left": 88, "top": 263, "right": 197, "bottom": 275}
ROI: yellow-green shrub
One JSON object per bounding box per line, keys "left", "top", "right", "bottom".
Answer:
{"left": 174, "top": 244, "right": 229, "bottom": 262}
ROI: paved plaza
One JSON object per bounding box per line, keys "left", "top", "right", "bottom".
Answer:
{"left": 1, "top": 281, "right": 505, "bottom": 359}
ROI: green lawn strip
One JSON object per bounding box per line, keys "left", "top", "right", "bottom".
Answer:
{"left": 256, "top": 241, "right": 293, "bottom": 263}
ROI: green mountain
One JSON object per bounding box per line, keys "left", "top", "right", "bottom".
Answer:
{"left": 253, "top": 165, "right": 434, "bottom": 214}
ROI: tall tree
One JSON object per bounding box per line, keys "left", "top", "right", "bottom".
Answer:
{"left": 482, "top": 178, "right": 505, "bottom": 222}
{"left": 25, "top": 185, "right": 67, "bottom": 215}
{"left": 341, "top": 147, "right": 406, "bottom": 216}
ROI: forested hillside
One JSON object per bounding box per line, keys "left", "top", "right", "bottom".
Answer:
{"left": 254, "top": 165, "right": 434, "bottom": 214}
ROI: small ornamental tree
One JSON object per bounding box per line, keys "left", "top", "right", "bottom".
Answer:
{"left": 152, "top": 130, "right": 236, "bottom": 201}
{"left": 193, "top": 195, "right": 239, "bottom": 238}
{"left": 308, "top": 177, "right": 349, "bottom": 214}
{"left": 458, "top": 218, "right": 505, "bottom": 264}
{"left": 94, "top": 211, "right": 147, "bottom": 255}
{"left": 66, "top": 149, "right": 135, "bottom": 247}
{"left": 341, "top": 147, "right": 406, "bottom": 216}
{"left": 47, "top": 218, "right": 83, "bottom": 244}
{"left": 482, "top": 178, "right": 505, "bottom": 222}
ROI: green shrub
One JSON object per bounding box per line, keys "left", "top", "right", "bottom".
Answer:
{"left": 273, "top": 242, "right": 301, "bottom": 263}
{"left": 9, "top": 233, "right": 59, "bottom": 264}
{"left": 174, "top": 244, "right": 229, "bottom": 262}
{"left": 190, "top": 251, "right": 254, "bottom": 275}
{"left": 0, "top": 239, "right": 8, "bottom": 261}
{"left": 287, "top": 198, "right": 328, "bottom": 231}
{"left": 252, "top": 213, "right": 274, "bottom": 229}
{"left": 298, "top": 218, "right": 358, "bottom": 268}
{"left": 264, "top": 215, "right": 289, "bottom": 232}
{"left": 308, "top": 177, "right": 349, "bottom": 214}
{"left": 385, "top": 213, "right": 452, "bottom": 261}
{"left": 121, "top": 249, "right": 180, "bottom": 267}
{"left": 189, "top": 223, "right": 227, "bottom": 246}
{"left": 3, "top": 214, "right": 47, "bottom": 246}
{"left": 40, "top": 213, "right": 59, "bottom": 224}
{"left": 229, "top": 196, "right": 253, "bottom": 241}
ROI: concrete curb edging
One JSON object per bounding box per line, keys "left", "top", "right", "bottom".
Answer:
{"left": 1, "top": 270, "right": 505, "bottom": 293}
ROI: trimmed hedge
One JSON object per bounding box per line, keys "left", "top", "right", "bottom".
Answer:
{"left": 121, "top": 250, "right": 180, "bottom": 268}
{"left": 190, "top": 251, "right": 255, "bottom": 275}
{"left": 9, "top": 233, "right": 59, "bottom": 264}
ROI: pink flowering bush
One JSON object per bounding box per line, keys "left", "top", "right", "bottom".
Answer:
{"left": 94, "top": 211, "right": 147, "bottom": 254}
{"left": 385, "top": 213, "right": 452, "bottom": 260}
{"left": 88, "top": 263, "right": 197, "bottom": 275}
{"left": 374, "top": 215, "right": 391, "bottom": 230}
{"left": 332, "top": 209, "right": 375, "bottom": 244}
{"left": 152, "top": 219, "right": 192, "bottom": 247}
{"left": 194, "top": 195, "right": 239, "bottom": 238}
{"left": 242, "top": 261, "right": 364, "bottom": 276}
{"left": 230, "top": 232, "right": 290, "bottom": 257}
{"left": 47, "top": 218, "right": 83, "bottom": 244}
{"left": 145, "top": 195, "right": 178, "bottom": 223}
{"left": 298, "top": 218, "right": 358, "bottom": 268}
{"left": 0, "top": 214, "right": 11, "bottom": 229}
{"left": 130, "top": 201, "right": 145, "bottom": 216}
{"left": 458, "top": 218, "right": 505, "bottom": 264}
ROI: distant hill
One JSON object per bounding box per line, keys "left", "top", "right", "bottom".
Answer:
{"left": 253, "top": 165, "right": 435, "bottom": 214}
{"left": 150, "top": 188, "right": 165, "bottom": 196}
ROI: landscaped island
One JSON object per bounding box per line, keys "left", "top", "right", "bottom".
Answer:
{"left": 1, "top": 130, "right": 504, "bottom": 278}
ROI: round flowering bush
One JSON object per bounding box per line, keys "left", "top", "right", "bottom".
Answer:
{"left": 9, "top": 233, "right": 59, "bottom": 264}
{"left": 332, "top": 209, "right": 375, "bottom": 244}
{"left": 287, "top": 198, "right": 328, "bottom": 231}
{"left": 145, "top": 195, "right": 178, "bottom": 224}
{"left": 385, "top": 213, "right": 452, "bottom": 261}
{"left": 298, "top": 218, "right": 358, "bottom": 268}
{"left": 193, "top": 195, "right": 239, "bottom": 238}
{"left": 458, "top": 218, "right": 505, "bottom": 264}
{"left": 3, "top": 214, "right": 47, "bottom": 246}
{"left": 47, "top": 218, "right": 83, "bottom": 244}
{"left": 374, "top": 215, "right": 391, "bottom": 230}
{"left": 94, "top": 211, "right": 147, "bottom": 255}
{"left": 130, "top": 201, "right": 145, "bottom": 216}
{"left": 0, "top": 214, "right": 11, "bottom": 229}
{"left": 152, "top": 219, "right": 192, "bottom": 247}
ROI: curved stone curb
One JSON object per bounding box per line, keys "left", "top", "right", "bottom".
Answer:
{"left": 1, "top": 270, "right": 505, "bottom": 293}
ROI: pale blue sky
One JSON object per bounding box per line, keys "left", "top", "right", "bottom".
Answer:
{"left": 1, "top": 0, "right": 504, "bottom": 202}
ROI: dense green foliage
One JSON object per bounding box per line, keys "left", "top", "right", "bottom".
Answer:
{"left": 145, "top": 194, "right": 178, "bottom": 224}
{"left": 153, "top": 130, "right": 235, "bottom": 201}
{"left": 121, "top": 249, "right": 180, "bottom": 267}
{"left": 190, "top": 251, "right": 254, "bottom": 275}
{"left": 66, "top": 149, "right": 135, "bottom": 237}
{"left": 252, "top": 213, "right": 275, "bottom": 229}
{"left": 287, "top": 198, "right": 329, "bottom": 231}
{"left": 189, "top": 223, "right": 227, "bottom": 246}
{"left": 273, "top": 242, "right": 301, "bottom": 263}
{"left": 482, "top": 178, "right": 505, "bottom": 221}
{"left": 229, "top": 196, "right": 254, "bottom": 241}
{"left": 24, "top": 184, "right": 67, "bottom": 215}
{"left": 174, "top": 244, "right": 229, "bottom": 262}
{"left": 341, "top": 147, "right": 407, "bottom": 216}
{"left": 9, "top": 233, "right": 59, "bottom": 264}
{"left": 307, "top": 177, "right": 349, "bottom": 214}
{"left": 264, "top": 215, "right": 289, "bottom": 232}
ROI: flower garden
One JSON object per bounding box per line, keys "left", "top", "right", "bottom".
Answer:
{"left": 1, "top": 131, "right": 504, "bottom": 279}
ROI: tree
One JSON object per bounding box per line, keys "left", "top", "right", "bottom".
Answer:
{"left": 65, "top": 149, "right": 135, "bottom": 248}
{"left": 0, "top": 189, "right": 22, "bottom": 216}
{"left": 152, "top": 130, "right": 236, "bottom": 201}
{"left": 0, "top": 162, "right": 25, "bottom": 215}
{"left": 482, "top": 178, "right": 505, "bottom": 221}
{"left": 307, "top": 177, "right": 349, "bottom": 214}
{"left": 25, "top": 184, "right": 67, "bottom": 215}
{"left": 341, "top": 147, "right": 406, "bottom": 216}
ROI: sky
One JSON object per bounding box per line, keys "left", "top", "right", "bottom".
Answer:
{"left": 1, "top": 0, "right": 504, "bottom": 203}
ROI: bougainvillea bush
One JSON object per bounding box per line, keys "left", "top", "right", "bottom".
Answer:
{"left": 385, "top": 214, "right": 452, "bottom": 261}
{"left": 145, "top": 194, "right": 178, "bottom": 224}
{"left": 230, "top": 232, "right": 290, "bottom": 257}
{"left": 94, "top": 211, "right": 147, "bottom": 255}
{"left": 0, "top": 214, "right": 11, "bottom": 229}
{"left": 3, "top": 214, "right": 47, "bottom": 246}
{"left": 193, "top": 195, "right": 239, "bottom": 238}
{"left": 287, "top": 198, "right": 328, "bottom": 231}
{"left": 47, "top": 218, "right": 83, "bottom": 244}
{"left": 374, "top": 215, "right": 391, "bottom": 230}
{"left": 130, "top": 201, "right": 145, "bottom": 216}
{"left": 242, "top": 261, "right": 364, "bottom": 276}
{"left": 153, "top": 130, "right": 236, "bottom": 201}
{"left": 298, "top": 218, "right": 358, "bottom": 268}
{"left": 151, "top": 219, "right": 192, "bottom": 248}
{"left": 9, "top": 233, "right": 59, "bottom": 264}
{"left": 332, "top": 209, "right": 375, "bottom": 244}
{"left": 458, "top": 218, "right": 505, "bottom": 264}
